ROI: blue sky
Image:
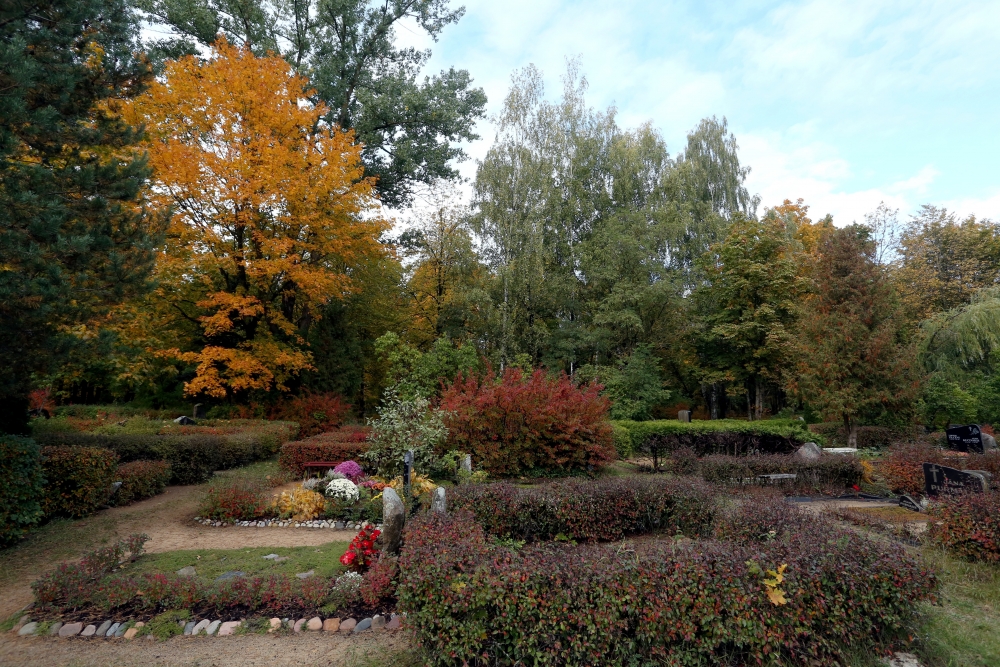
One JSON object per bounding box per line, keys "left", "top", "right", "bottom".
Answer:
{"left": 400, "top": 0, "right": 1000, "bottom": 225}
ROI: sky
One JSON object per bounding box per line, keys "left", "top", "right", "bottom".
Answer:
{"left": 398, "top": 0, "right": 1000, "bottom": 225}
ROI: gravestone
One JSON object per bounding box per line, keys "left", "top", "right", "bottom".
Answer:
{"left": 381, "top": 487, "right": 405, "bottom": 555}
{"left": 898, "top": 494, "right": 922, "bottom": 512}
{"left": 923, "top": 462, "right": 988, "bottom": 497}
{"left": 984, "top": 432, "right": 998, "bottom": 452}
{"left": 460, "top": 454, "right": 472, "bottom": 474}
{"left": 431, "top": 486, "right": 446, "bottom": 514}
{"left": 793, "top": 442, "right": 822, "bottom": 462}
{"left": 677, "top": 410, "right": 692, "bottom": 423}
{"left": 193, "top": 403, "right": 204, "bottom": 419}
{"left": 945, "top": 424, "right": 984, "bottom": 454}
{"left": 403, "top": 450, "right": 413, "bottom": 496}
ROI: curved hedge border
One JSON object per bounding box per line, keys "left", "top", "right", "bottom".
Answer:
{"left": 398, "top": 495, "right": 937, "bottom": 666}
{"left": 613, "top": 418, "right": 821, "bottom": 463}
{"left": 0, "top": 435, "right": 44, "bottom": 547}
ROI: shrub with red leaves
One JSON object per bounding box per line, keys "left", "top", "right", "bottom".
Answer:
{"left": 930, "top": 491, "right": 1000, "bottom": 562}
{"left": 278, "top": 427, "right": 371, "bottom": 475}
{"left": 340, "top": 525, "right": 381, "bottom": 570}
{"left": 199, "top": 478, "right": 271, "bottom": 522}
{"left": 876, "top": 443, "right": 1000, "bottom": 496}
{"left": 438, "top": 368, "right": 615, "bottom": 476}
{"left": 361, "top": 554, "right": 398, "bottom": 606}
{"left": 113, "top": 460, "right": 172, "bottom": 506}
{"left": 269, "top": 391, "right": 352, "bottom": 437}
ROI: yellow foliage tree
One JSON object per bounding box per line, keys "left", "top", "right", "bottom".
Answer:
{"left": 124, "top": 40, "right": 388, "bottom": 399}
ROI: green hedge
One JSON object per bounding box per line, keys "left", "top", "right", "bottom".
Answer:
{"left": 0, "top": 435, "right": 45, "bottom": 547}
{"left": 698, "top": 454, "right": 863, "bottom": 492}
{"left": 113, "top": 461, "right": 172, "bottom": 506}
{"left": 613, "top": 419, "right": 821, "bottom": 465}
{"left": 40, "top": 446, "right": 118, "bottom": 518}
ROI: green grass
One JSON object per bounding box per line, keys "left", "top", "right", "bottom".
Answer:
{"left": 128, "top": 542, "right": 350, "bottom": 580}
{"left": 916, "top": 547, "right": 1000, "bottom": 667}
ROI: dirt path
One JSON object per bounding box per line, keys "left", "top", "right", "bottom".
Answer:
{"left": 0, "top": 629, "right": 415, "bottom": 667}
{"left": 0, "top": 484, "right": 358, "bottom": 622}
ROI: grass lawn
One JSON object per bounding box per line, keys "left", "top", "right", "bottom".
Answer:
{"left": 128, "top": 542, "right": 350, "bottom": 581}
{"left": 916, "top": 547, "right": 1000, "bottom": 667}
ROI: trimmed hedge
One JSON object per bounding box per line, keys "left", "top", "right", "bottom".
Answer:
{"left": 113, "top": 461, "right": 172, "bottom": 506}
{"left": 450, "top": 477, "right": 715, "bottom": 542}
{"left": 809, "top": 422, "right": 918, "bottom": 448}
{"left": 40, "top": 446, "right": 118, "bottom": 518}
{"left": 929, "top": 491, "right": 1000, "bottom": 562}
{"left": 279, "top": 427, "right": 371, "bottom": 476}
{"left": 398, "top": 500, "right": 937, "bottom": 666}
{"left": 34, "top": 420, "right": 295, "bottom": 485}
{"left": 0, "top": 435, "right": 45, "bottom": 547}
{"left": 613, "top": 419, "right": 821, "bottom": 466}
{"left": 698, "top": 453, "right": 864, "bottom": 492}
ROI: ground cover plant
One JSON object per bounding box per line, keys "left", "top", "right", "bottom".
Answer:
{"left": 398, "top": 493, "right": 938, "bottom": 666}
{"left": 929, "top": 491, "right": 1000, "bottom": 563}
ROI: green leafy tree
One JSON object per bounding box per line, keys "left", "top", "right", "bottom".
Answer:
{"left": 577, "top": 345, "right": 671, "bottom": 420}
{"left": 792, "top": 225, "right": 921, "bottom": 446}
{"left": 133, "top": 0, "right": 487, "bottom": 207}
{"left": 0, "top": 0, "right": 161, "bottom": 432}
{"left": 373, "top": 332, "right": 480, "bottom": 400}
{"left": 694, "top": 215, "right": 805, "bottom": 420}
{"left": 922, "top": 376, "right": 977, "bottom": 430}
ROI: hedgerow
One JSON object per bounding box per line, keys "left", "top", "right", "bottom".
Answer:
{"left": 278, "top": 427, "right": 371, "bottom": 475}
{"left": 439, "top": 368, "right": 616, "bottom": 476}
{"left": 929, "top": 491, "right": 1000, "bottom": 562}
{"left": 698, "top": 453, "right": 864, "bottom": 492}
{"left": 40, "top": 446, "right": 118, "bottom": 518}
{"left": 613, "top": 418, "right": 820, "bottom": 467}
{"left": 113, "top": 461, "right": 172, "bottom": 506}
{"left": 0, "top": 435, "right": 45, "bottom": 547}
{"left": 809, "top": 422, "right": 918, "bottom": 448}
{"left": 398, "top": 501, "right": 937, "bottom": 666}
{"left": 450, "top": 477, "right": 715, "bottom": 542}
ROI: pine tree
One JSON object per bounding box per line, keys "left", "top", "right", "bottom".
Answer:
{"left": 0, "top": 0, "right": 161, "bottom": 433}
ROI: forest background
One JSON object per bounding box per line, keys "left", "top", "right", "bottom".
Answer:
{"left": 4, "top": 0, "right": 1000, "bottom": 444}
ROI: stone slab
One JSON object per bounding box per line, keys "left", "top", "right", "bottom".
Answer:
{"left": 218, "top": 621, "right": 240, "bottom": 636}
{"left": 114, "top": 623, "right": 129, "bottom": 638}
{"left": 95, "top": 621, "right": 112, "bottom": 637}
{"left": 183, "top": 621, "right": 196, "bottom": 635}
{"left": 924, "top": 462, "right": 987, "bottom": 496}
{"left": 293, "top": 618, "right": 305, "bottom": 633}
{"left": 268, "top": 618, "right": 281, "bottom": 633}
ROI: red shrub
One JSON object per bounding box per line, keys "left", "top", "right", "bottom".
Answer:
{"left": 438, "top": 368, "right": 615, "bottom": 476}
{"left": 199, "top": 478, "right": 271, "bottom": 522}
{"left": 278, "top": 427, "right": 370, "bottom": 475}
{"left": 361, "top": 555, "right": 398, "bottom": 606}
{"left": 930, "top": 491, "right": 1000, "bottom": 562}
{"left": 876, "top": 443, "right": 1000, "bottom": 496}
{"left": 269, "top": 391, "right": 352, "bottom": 437}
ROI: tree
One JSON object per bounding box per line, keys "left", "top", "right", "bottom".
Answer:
{"left": 694, "top": 215, "right": 805, "bottom": 420}
{"left": 792, "top": 225, "right": 921, "bottom": 446}
{"left": 132, "top": 0, "right": 488, "bottom": 207}
{"left": 0, "top": 0, "right": 161, "bottom": 432}
{"left": 124, "top": 40, "right": 387, "bottom": 400}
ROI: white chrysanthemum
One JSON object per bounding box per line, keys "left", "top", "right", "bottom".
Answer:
{"left": 325, "top": 477, "right": 359, "bottom": 503}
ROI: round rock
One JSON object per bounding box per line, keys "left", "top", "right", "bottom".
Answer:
{"left": 17, "top": 622, "right": 38, "bottom": 636}
{"left": 338, "top": 618, "right": 356, "bottom": 634}
{"left": 353, "top": 618, "right": 372, "bottom": 633}
{"left": 80, "top": 625, "right": 97, "bottom": 638}
{"left": 322, "top": 618, "right": 340, "bottom": 632}
{"left": 306, "top": 617, "right": 322, "bottom": 631}
{"left": 58, "top": 622, "right": 83, "bottom": 637}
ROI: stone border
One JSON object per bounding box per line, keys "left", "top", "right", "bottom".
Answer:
{"left": 194, "top": 518, "right": 382, "bottom": 530}
{"left": 11, "top": 613, "right": 403, "bottom": 639}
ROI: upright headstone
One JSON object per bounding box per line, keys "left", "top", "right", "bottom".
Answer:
{"left": 431, "top": 486, "right": 446, "bottom": 514}
{"left": 945, "top": 424, "right": 984, "bottom": 454}
{"left": 793, "top": 442, "right": 822, "bottom": 462}
{"left": 923, "top": 462, "right": 988, "bottom": 497}
{"left": 460, "top": 454, "right": 472, "bottom": 474}
{"left": 193, "top": 403, "right": 203, "bottom": 419}
{"left": 677, "top": 410, "right": 692, "bottom": 423}
{"left": 381, "top": 487, "right": 405, "bottom": 555}
{"left": 403, "top": 450, "right": 413, "bottom": 496}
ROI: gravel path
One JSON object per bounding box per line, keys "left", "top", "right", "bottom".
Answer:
{"left": 0, "top": 630, "right": 413, "bottom": 666}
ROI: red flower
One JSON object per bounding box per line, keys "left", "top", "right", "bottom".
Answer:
{"left": 361, "top": 540, "right": 372, "bottom": 549}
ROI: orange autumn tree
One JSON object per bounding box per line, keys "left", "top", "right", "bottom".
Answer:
{"left": 125, "top": 40, "right": 387, "bottom": 399}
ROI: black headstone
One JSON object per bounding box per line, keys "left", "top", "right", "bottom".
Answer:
{"left": 945, "top": 424, "right": 984, "bottom": 454}
{"left": 403, "top": 449, "right": 413, "bottom": 495}
{"left": 923, "top": 462, "right": 987, "bottom": 497}
{"left": 898, "top": 494, "right": 922, "bottom": 512}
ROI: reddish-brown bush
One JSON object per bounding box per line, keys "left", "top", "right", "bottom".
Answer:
{"left": 438, "top": 368, "right": 615, "bottom": 476}
{"left": 875, "top": 444, "right": 1000, "bottom": 496}
{"left": 199, "top": 478, "right": 272, "bottom": 522}
{"left": 929, "top": 491, "right": 1000, "bottom": 562}
{"left": 268, "top": 391, "right": 351, "bottom": 437}
{"left": 113, "top": 460, "right": 172, "bottom": 506}
{"left": 278, "top": 426, "right": 371, "bottom": 475}
{"left": 40, "top": 446, "right": 118, "bottom": 518}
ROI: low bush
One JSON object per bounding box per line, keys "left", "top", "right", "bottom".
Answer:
{"left": 0, "top": 435, "right": 45, "bottom": 547}
{"left": 200, "top": 478, "right": 272, "bottom": 522}
{"left": 439, "top": 368, "right": 616, "bottom": 476}
{"left": 698, "top": 453, "right": 864, "bottom": 492}
{"left": 32, "top": 533, "right": 149, "bottom": 611}
{"left": 929, "top": 491, "right": 1000, "bottom": 562}
{"left": 398, "top": 503, "right": 937, "bottom": 666}
{"left": 809, "top": 422, "right": 919, "bottom": 448}
{"left": 361, "top": 555, "right": 398, "bottom": 606}
{"left": 40, "top": 446, "right": 118, "bottom": 518}
{"left": 268, "top": 391, "right": 351, "bottom": 437}
{"left": 278, "top": 427, "right": 370, "bottom": 476}
{"left": 113, "top": 461, "right": 172, "bottom": 506}
{"left": 614, "top": 419, "right": 819, "bottom": 468}
{"left": 874, "top": 443, "right": 1000, "bottom": 496}
{"left": 450, "top": 477, "right": 716, "bottom": 542}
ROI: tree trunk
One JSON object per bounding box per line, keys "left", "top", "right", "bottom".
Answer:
{"left": 844, "top": 415, "right": 858, "bottom": 448}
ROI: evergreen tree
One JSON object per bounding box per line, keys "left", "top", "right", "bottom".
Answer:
{"left": 0, "top": 0, "right": 161, "bottom": 432}
{"left": 792, "top": 225, "right": 921, "bottom": 446}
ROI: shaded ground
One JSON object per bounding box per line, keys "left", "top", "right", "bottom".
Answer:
{"left": 0, "top": 629, "right": 419, "bottom": 667}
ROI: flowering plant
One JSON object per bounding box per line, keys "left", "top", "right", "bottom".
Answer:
{"left": 339, "top": 525, "right": 381, "bottom": 570}
{"left": 333, "top": 460, "right": 364, "bottom": 482}
{"left": 273, "top": 488, "right": 326, "bottom": 521}
{"left": 325, "top": 478, "right": 360, "bottom": 503}
{"left": 360, "top": 479, "right": 387, "bottom": 491}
